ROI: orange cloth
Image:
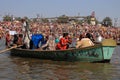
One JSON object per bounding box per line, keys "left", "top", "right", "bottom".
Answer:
{"left": 56, "top": 37, "right": 69, "bottom": 50}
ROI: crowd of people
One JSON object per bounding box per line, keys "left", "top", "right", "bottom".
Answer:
{"left": 0, "top": 20, "right": 120, "bottom": 50}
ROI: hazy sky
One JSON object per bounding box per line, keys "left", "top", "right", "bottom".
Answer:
{"left": 0, "top": 0, "right": 120, "bottom": 22}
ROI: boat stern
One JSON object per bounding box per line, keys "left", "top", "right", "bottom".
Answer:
{"left": 102, "top": 39, "right": 117, "bottom": 61}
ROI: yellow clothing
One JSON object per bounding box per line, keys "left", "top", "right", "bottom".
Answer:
{"left": 76, "top": 38, "right": 94, "bottom": 48}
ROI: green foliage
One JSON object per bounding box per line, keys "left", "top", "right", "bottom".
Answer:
{"left": 85, "top": 16, "right": 91, "bottom": 24}
{"left": 57, "top": 15, "right": 69, "bottom": 23}
{"left": 41, "top": 18, "right": 49, "bottom": 23}
{"left": 77, "top": 20, "right": 84, "bottom": 24}
{"left": 95, "top": 19, "right": 99, "bottom": 25}
{"left": 23, "top": 16, "right": 29, "bottom": 20}
{"left": 3, "top": 15, "right": 13, "bottom": 21}
{"left": 15, "top": 17, "right": 22, "bottom": 21}
{"left": 32, "top": 18, "right": 38, "bottom": 22}
{"left": 102, "top": 17, "right": 112, "bottom": 27}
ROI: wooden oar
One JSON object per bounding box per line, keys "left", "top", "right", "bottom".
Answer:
{"left": 0, "top": 45, "right": 22, "bottom": 54}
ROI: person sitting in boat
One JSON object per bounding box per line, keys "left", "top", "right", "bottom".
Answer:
{"left": 56, "top": 33, "right": 72, "bottom": 50}
{"left": 40, "top": 33, "right": 56, "bottom": 50}
{"left": 17, "top": 34, "right": 23, "bottom": 45}
{"left": 40, "top": 35, "right": 49, "bottom": 50}
{"left": 48, "top": 33, "right": 56, "bottom": 50}
{"left": 13, "top": 34, "right": 18, "bottom": 45}
{"left": 30, "top": 34, "right": 44, "bottom": 49}
{"left": 5, "top": 30, "right": 11, "bottom": 48}
{"left": 76, "top": 33, "right": 94, "bottom": 48}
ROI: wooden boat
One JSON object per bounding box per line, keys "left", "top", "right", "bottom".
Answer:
{"left": 11, "top": 39, "right": 117, "bottom": 63}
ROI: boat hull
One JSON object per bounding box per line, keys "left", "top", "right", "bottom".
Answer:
{"left": 102, "top": 46, "right": 116, "bottom": 60}
{"left": 11, "top": 44, "right": 113, "bottom": 62}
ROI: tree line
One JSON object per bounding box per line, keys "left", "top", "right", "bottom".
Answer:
{"left": 2, "top": 14, "right": 113, "bottom": 27}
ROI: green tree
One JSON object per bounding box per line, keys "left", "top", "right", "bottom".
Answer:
{"left": 57, "top": 15, "right": 69, "bottom": 23}
{"left": 3, "top": 15, "right": 13, "bottom": 21}
{"left": 15, "top": 17, "right": 22, "bottom": 21}
{"left": 23, "top": 16, "right": 29, "bottom": 20}
{"left": 23, "top": 16, "right": 31, "bottom": 23}
{"left": 102, "top": 17, "right": 112, "bottom": 27}
{"left": 32, "top": 18, "right": 38, "bottom": 22}
{"left": 85, "top": 16, "right": 91, "bottom": 24}
{"left": 41, "top": 18, "right": 49, "bottom": 23}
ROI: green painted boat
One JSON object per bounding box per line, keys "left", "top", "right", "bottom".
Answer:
{"left": 101, "top": 39, "right": 117, "bottom": 62}
{"left": 11, "top": 39, "right": 117, "bottom": 63}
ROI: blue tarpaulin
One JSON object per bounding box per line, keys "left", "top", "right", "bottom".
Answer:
{"left": 31, "top": 34, "right": 44, "bottom": 48}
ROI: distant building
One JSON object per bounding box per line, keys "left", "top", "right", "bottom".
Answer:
{"left": 90, "top": 11, "right": 96, "bottom": 26}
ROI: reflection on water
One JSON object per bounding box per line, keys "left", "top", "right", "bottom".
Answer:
{"left": 0, "top": 45, "right": 120, "bottom": 80}
{"left": 111, "top": 46, "right": 120, "bottom": 64}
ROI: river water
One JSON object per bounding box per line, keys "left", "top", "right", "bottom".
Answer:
{"left": 0, "top": 38, "right": 120, "bottom": 80}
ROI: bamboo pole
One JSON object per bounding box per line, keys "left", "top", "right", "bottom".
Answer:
{"left": 0, "top": 45, "right": 22, "bottom": 54}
